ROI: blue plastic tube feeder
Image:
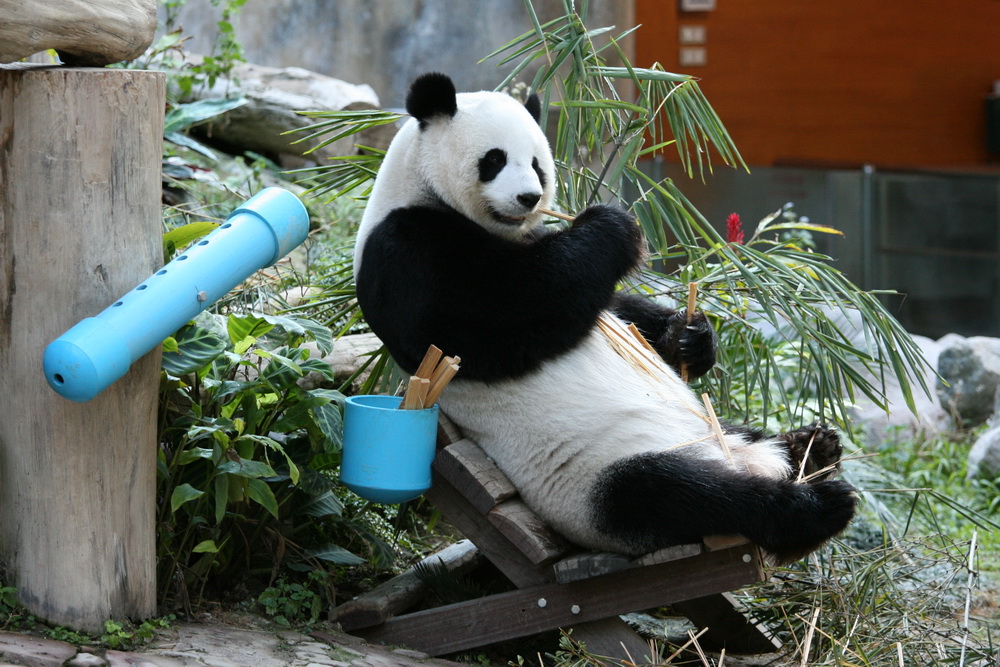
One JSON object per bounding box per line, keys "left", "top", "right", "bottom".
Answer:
{"left": 44, "top": 187, "right": 310, "bottom": 402}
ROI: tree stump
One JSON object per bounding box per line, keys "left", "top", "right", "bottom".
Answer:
{"left": 0, "top": 66, "right": 165, "bottom": 632}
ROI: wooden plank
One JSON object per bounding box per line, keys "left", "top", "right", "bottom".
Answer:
{"left": 553, "top": 553, "right": 631, "bottom": 584}
{"left": 487, "top": 500, "right": 570, "bottom": 566}
{"left": 436, "top": 412, "right": 463, "bottom": 446}
{"left": 673, "top": 591, "right": 781, "bottom": 654}
{"left": 333, "top": 540, "right": 479, "bottom": 631}
{"left": 424, "top": 472, "right": 552, "bottom": 588}
{"left": 433, "top": 439, "right": 517, "bottom": 514}
{"left": 703, "top": 534, "right": 750, "bottom": 551}
{"left": 355, "top": 543, "right": 763, "bottom": 656}
{"left": 0, "top": 67, "right": 164, "bottom": 633}
{"left": 634, "top": 543, "right": 703, "bottom": 567}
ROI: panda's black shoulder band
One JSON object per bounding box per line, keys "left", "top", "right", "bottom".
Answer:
{"left": 406, "top": 72, "right": 458, "bottom": 127}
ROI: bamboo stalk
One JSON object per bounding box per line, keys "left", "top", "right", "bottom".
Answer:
{"left": 701, "top": 392, "right": 733, "bottom": 463}
{"left": 414, "top": 344, "right": 443, "bottom": 379}
{"left": 537, "top": 206, "right": 575, "bottom": 223}
{"left": 680, "top": 281, "right": 698, "bottom": 383}
{"left": 400, "top": 345, "right": 458, "bottom": 409}
{"left": 795, "top": 430, "right": 818, "bottom": 483}
{"left": 425, "top": 363, "right": 459, "bottom": 407}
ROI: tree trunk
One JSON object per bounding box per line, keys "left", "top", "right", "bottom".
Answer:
{"left": 0, "top": 66, "right": 164, "bottom": 632}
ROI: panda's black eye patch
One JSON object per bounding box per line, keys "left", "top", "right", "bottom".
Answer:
{"left": 532, "top": 157, "right": 546, "bottom": 189}
{"left": 478, "top": 148, "right": 507, "bottom": 182}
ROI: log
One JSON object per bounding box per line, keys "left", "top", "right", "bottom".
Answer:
{"left": 0, "top": 67, "right": 165, "bottom": 632}
{"left": 0, "top": 0, "right": 157, "bottom": 66}
{"left": 333, "top": 539, "right": 480, "bottom": 631}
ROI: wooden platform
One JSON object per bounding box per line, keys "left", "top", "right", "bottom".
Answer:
{"left": 335, "top": 414, "right": 780, "bottom": 662}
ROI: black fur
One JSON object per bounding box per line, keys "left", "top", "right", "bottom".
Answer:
{"left": 524, "top": 93, "right": 542, "bottom": 123}
{"left": 406, "top": 72, "right": 458, "bottom": 127}
{"left": 531, "top": 157, "right": 546, "bottom": 189}
{"left": 591, "top": 451, "right": 857, "bottom": 565}
{"left": 611, "top": 293, "right": 716, "bottom": 378}
{"left": 357, "top": 203, "right": 642, "bottom": 381}
{"left": 478, "top": 149, "right": 507, "bottom": 182}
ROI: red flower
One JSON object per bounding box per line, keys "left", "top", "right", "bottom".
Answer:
{"left": 726, "top": 212, "right": 744, "bottom": 244}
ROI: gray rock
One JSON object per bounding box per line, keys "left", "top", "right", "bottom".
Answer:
{"left": 180, "top": 57, "right": 392, "bottom": 163}
{"left": 67, "top": 653, "right": 109, "bottom": 667}
{"left": 937, "top": 336, "right": 1000, "bottom": 426}
{"left": 849, "top": 333, "right": 951, "bottom": 447}
{"left": 0, "top": 631, "right": 77, "bottom": 667}
{"left": 968, "top": 426, "right": 1000, "bottom": 479}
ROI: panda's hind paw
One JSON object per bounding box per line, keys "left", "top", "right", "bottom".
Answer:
{"left": 781, "top": 423, "right": 843, "bottom": 482}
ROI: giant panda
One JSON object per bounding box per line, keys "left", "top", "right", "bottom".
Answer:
{"left": 353, "top": 72, "right": 857, "bottom": 564}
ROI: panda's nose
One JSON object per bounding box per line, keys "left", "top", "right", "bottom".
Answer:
{"left": 517, "top": 192, "right": 541, "bottom": 210}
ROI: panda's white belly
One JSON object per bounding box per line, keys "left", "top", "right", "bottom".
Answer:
{"left": 438, "top": 317, "right": 792, "bottom": 549}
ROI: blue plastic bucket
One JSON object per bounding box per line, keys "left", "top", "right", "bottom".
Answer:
{"left": 340, "top": 395, "right": 439, "bottom": 504}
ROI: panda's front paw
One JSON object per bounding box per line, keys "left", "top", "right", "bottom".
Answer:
{"left": 658, "top": 311, "right": 716, "bottom": 378}
{"left": 570, "top": 204, "right": 643, "bottom": 268}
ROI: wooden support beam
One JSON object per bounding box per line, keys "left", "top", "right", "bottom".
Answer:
{"left": 423, "top": 472, "right": 552, "bottom": 588}
{"left": 333, "top": 540, "right": 479, "bottom": 632}
{"left": 355, "top": 543, "right": 763, "bottom": 657}
{"left": 0, "top": 66, "right": 165, "bottom": 632}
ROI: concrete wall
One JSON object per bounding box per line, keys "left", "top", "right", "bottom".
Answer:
{"left": 166, "top": 0, "right": 633, "bottom": 107}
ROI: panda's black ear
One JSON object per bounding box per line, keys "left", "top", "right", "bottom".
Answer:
{"left": 524, "top": 93, "right": 542, "bottom": 124}
{"left": 406, "top": 72, "right": 458, "bottom": 127}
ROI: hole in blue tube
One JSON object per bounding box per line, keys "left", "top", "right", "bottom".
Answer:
{"left": 136, "top": 285, "right": 148, "bottom": 291}
{"left": 220, "top": 223, "right": 232, "bottom": 229}
{"left": 177, "top": 255, "right": 188, "bottom": 261}
{"left": 53, "top": 374, "right": 64, "bottom": 385}
{"left": 156, "top": 270, "right": 167, "bottom": 275}
{"left": 112, "top": 301, "right": 123, "bottom": 307}
{"left": 198, "top": 240, "right": 209, "bottom": 246}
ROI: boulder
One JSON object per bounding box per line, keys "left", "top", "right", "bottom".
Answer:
{"left": 937, "top": 336, "right": 1000, "bottom": 426}
{"left": 0, "top": 0, "right": 156, "bottom": 65}
{"left": 849, "top": 333, "right": 951, "bottom": 447}
{"left": 182, "top": 58, "right": 395, "bottom": 163}
{"left": 967, "top": 426, "right": 1000, "bottom": 478}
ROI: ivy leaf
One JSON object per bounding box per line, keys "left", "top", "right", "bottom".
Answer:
{"left": 170, "top": 483, "right": 204, "bottom": 512}
{"left": 217, "top": 458, "right": 276, "bottom": 479}
{"left": 299, "top": 491, "right": 344, "bottom": 518}
{"left": 192, "top": 540, "right": 220, "bottom": 554}
{"left": 162, "top": 221, "right": 219, "bottom": 259}
{"left": 228, "top": 313, "right": 274, "bottom": 344}
{"left": 162, "top": 322, "right": 227, "bottom": 376}
{"left": 305, "top": 543, "right": 366, "bottom": 566}
{"left": 246, "top": 478, "right": 279, "bottom": 519}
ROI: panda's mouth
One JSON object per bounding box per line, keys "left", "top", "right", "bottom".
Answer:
{"left": 488, "top": 208, "right": 527, "bottom": 225}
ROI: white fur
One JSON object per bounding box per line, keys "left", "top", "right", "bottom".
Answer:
{"left": 438, "top": 319, "right": 791, "bottom": 552}
{"left": 355, "top": 91, "right": 555, "bottom": 276}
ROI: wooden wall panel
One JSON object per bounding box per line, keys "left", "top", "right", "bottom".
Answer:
{"left": 635, "top": 0, "right": 1000, "bottom": 168}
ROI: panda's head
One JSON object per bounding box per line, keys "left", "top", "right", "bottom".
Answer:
{"left": 404, "top": 72, "right": 555, "bottom": 240}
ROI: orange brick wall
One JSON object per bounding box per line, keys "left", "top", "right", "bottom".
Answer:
{"left": 634, "top": 0, "right": 1000, "bottom": 168}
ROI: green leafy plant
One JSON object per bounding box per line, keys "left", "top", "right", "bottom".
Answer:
{"left": 257, "top": 572, "right": 326, "bottom": 627}
{"left": 157, "top": 310, "right": 374, "bottom": 606}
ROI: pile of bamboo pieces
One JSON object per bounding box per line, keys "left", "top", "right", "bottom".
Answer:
{"left": 400, "top": 345, "right": 460, "bottom": 410}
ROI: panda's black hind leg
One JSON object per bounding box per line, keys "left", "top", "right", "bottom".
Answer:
{"left": 779, "top": 423, "right": 843, "bottom": 482}
{"left": 592, "top": 451, "right": 857, "bottom": 565}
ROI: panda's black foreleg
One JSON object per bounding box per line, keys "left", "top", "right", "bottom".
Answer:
{"left": 610, "top": 293, "right": 716, "bottom": 378}
{"left": 591, "top": 451, "right": 857, "bottom": 565}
